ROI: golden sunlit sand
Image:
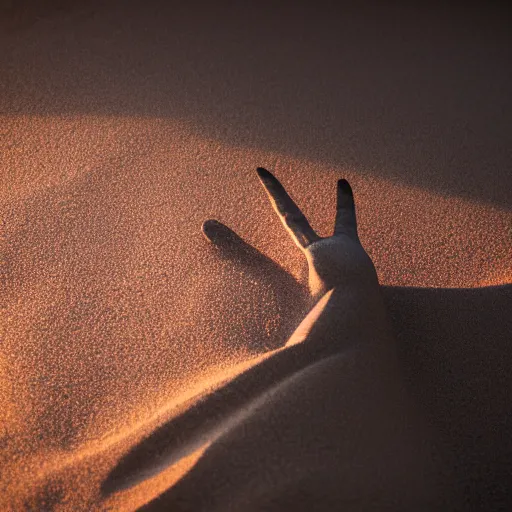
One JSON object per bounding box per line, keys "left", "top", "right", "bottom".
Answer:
{"left": 1, "top": 114, "right": 511, "bottom": 510}
{"left": 1, "top": 1, "right": 511, "bottom": 510}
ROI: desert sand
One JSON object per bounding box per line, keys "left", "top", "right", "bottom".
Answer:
{"left": 1, "top": 1, "right": 511, "bottom": 510}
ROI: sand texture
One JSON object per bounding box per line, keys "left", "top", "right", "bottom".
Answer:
{"left": 1, "top": 1, "right": 511, "bottom": 510}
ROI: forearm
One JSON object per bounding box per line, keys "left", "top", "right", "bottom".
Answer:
{"left": 286, "top": 285, "right": 395, "bottom": 355}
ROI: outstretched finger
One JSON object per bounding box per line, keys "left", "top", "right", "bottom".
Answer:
{"left": 334, "top": 179, "right": 358, "bottom": 238}
{"left": 256, "top": 167, "right": 320, "bottom": 250}
{"left": 202, "top": 219, "right": 271, "bottom": 267}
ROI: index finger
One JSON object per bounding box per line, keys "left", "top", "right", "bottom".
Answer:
{"left": 256, "top": 167, "right": 320, "bottom": 250}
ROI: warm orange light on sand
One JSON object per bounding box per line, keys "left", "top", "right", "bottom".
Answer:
{"left": 1, "top": 113, "right": 511, "bottom": 509}
{"left": 2, "top": 0, "right": 511, "bottom": 506}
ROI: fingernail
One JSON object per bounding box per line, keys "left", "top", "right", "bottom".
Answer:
{"left": 256, "top": 167, "right": 271, "bottom": 179}
{"left": 338, "top": 179, "right": 353, "bottom": 195}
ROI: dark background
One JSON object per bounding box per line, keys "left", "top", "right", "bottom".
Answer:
{"left": 2, "top": 0, "right": 511, "bottom": 208}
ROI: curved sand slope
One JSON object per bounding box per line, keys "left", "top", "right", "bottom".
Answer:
{"left": 1, "top": 1, "right": 511, "bottom": 510}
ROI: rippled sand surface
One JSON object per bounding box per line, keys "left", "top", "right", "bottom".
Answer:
{"left": 1, "top": 1, "right": 511, "bottom": 510}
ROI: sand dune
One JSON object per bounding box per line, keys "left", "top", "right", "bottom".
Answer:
{"left": 1, "top": 115, "right": 510, "bottom": 509}
{"left": 1, "top": 1, "right": 511, "bottom": 510}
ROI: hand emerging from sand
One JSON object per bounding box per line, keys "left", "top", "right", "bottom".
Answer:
{"left": 203, "top": 167, "right": 378, "bottom": 299}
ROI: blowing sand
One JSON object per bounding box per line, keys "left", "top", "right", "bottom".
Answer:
{"left": 1, "top": 1, "right": 511, "bottom": 510}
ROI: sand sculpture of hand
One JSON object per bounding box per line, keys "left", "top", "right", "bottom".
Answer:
{"left": 204, "top": 167, "right": 378, "bottom": 300}
{"left": 202, "top": 167, "right": 390, "bottom": 352}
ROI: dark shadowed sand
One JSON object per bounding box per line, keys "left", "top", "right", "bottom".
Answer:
{"left": 1, "top": 1, "right": 511, "bottom": 510}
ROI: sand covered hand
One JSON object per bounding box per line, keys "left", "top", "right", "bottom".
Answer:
{"left": 203, "top": 167, "right": 379, "bottom": 299}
